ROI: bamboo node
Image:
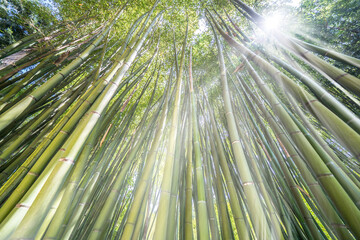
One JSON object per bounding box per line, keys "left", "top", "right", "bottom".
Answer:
{"left": 231, "top": 140, "right": 240, "bottom": 145}
{"left": 162, "top": 190, "right": 172, "bottom": 195}
{"left": 325, "top": 162, "right": 336, "bottom": 166}
{"left": 346, "top": 118, "right": 355, "bottom": 124}
{"left": 58, "top": 71, "right": 66, "bottom": 79}
{"left": 330, "top": 223, "right": 348, "bottom": 229}
{"left": 20, "top": 166, "right": 29, "bottom": 170}
{"left": 59, "top": 157, "right": 75, "bottom": 164}
{"left": 289, "top": 131, "right": 301, "bottom": 136}
{"left": 243, "top": 181, "right": 254, "bottom": 186}
{"left": 91, "top": 110, "right": 101, "bottom": 116}
{"left": 78, "top": 55, "right": 85, "bottom": 62}
{"left": 109, "top": 81, "right": 119, "bottom": 87}
{"left": 316, "top": 173, "right": 333, "bottom": 179}
{"left": 307, "top": 182, "right": 319, "bottom": 186}
{"left": 304, "top": 99, "right": 318, "bottom": 106}
{"left": 334, "top": 73, "right": 349, "bottom": 81}
{"left": 16, "top": 203, "right": 30, "bottom": 208}
{"left": 301, "top": 50, "right": 310, "bottom": 57}
{"left": 84, "top": 99, "right": 92, "bottom": 105}
{"left": 248, "top": 53, "right": 257, "bottom": 61}
{"left": 27, "top": 171, "right": 39, "bottom": 176}
{"left": 28, "top": 95, "right": 38, "bottom": 101}
{"left": 111, "top": 188, "right": 120, "bottom": 193}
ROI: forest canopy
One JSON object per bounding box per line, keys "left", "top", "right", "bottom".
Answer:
{"left": 0, "top": 0, "right": 360, "bottom": 239}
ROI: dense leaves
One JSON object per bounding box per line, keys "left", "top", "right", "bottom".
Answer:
{"left": 300, "top": 0, "right": 360, "bottom": 58}
{"left": 0, "top": 0, "right": 57, "bottom": 48}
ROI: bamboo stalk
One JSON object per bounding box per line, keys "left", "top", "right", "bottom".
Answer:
{"left": 153, "top": 19, "right": 188, "bottom": 240}
{"left": 209, "top": 14, "right": 272, "bottom": 239}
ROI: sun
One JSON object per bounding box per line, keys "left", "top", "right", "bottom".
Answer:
{"left": 262, "top": 14, "right": 282, "bottom": 32}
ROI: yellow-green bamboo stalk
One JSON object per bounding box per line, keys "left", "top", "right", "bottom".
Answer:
{"left": 42, "top": 115, "right": 107, "bottom": 239}
{"left": 232, "top": 0, "right": 360, "bottom": 95}
{"left": 242, "top": 55, "right": 360, "bottom": 238}
{"left": 184, "top": 103, "right": 193, "bottom": 240}
{"left": 8, "top": 10, "right": 161, "bottom": 240}
{"left": 214, "top": 20, "right": 360, "bottom": 160}
{"left": 265, "top": 52, "right": 360, "bottom": 134}
{"left": 210, "top": 16, "right": 271, "bottom": 239}
{"left": 120, "top": 83, "right": 168, "bottom": 240}
{"left": 208, "top": 134, "right": 233, "bottom": 240}
{"left": 153, "top": 20, "right": 188, "bottom": 240}
{"left": 294, "top": 38, "right": 360, "bottom": 68}
{"left": 206, "top": 97, "right": 249, "bottom": 240}
{"left": 189, "top": 47, "right": 210, "bottom": 240}
{"left": 0, "top": 23, "right": 114, "bottom": 132}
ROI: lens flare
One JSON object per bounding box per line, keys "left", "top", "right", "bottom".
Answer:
{"left": 262, "top": 14, "right": 282, "bottom": 32}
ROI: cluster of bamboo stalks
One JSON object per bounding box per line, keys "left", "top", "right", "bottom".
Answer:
{"left": 0, "top": 0, "right": 359, "bottom": 239}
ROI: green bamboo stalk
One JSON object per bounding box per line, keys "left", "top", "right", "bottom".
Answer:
{"left": 85, "top": 21, "right": 163, "bottom": 240}
{"left": 287, "top": 94, "right": 360, "bottom": 188}
{"left": 249, "top": 85, "right": 354, "bottom": 240}
{"left": 0, "top": 86, "right": 80, "bottom": 163}
{"left": 293, "top": 38, "right": 360, "bottom": 68}
{"left": 0, "top": 14, "right": 149, "bottom": 210}
{"left": 87, "top": 107, "right": 157, "bottom": 239}
{"left": 264, "top": 52, "right": 360, "bottom": 134}
{"left": 0, "top": 9, "right": 124, "bottom": 132}
{"left": 120, "top": 78, "right": 169, "bottom": 240}
{"left": 232, "top": 0, "right": 360, "bottom": 95}
{"left": 0, "top": 33, "right": 40, "bottom": 60}
{"left": 242, "top": 55, "right": 360, "bottom": 238}
{"left": 0, "top": 61, "right": 121, "bottom": 219}
{"left": 189, "top": 48, "right": 210, "bottom": 240}
{"left": 7, "top": 10, "right": 161, "bottom": 239}
{"left": 184, "top": 102, "right": 193, "bottom": 240}
{"left": 214, "top": 20, "right": 360, "bottom": 160}
{"left": 233, "top": 98, "right": 284, "bottom": 240}
{"left": 167, "top": 113, "right": 187, "bottom": 240}
{"left": 153, "top": 19, "right": 188, "bottom": 240}
{"left": 202, "top": 138, "right": 220, "bottom": 240}
{"left": 61, "top": 136, "right": 129, "bottom": 239}
{"left": 236, "top": 78, "right": 324, "bottom": 239}
{"left": 283, "top": 97, "right": 360, "bottom": 206}
{"left": 210, "top": 15, "right": 271, "bottom": 239}
{"left": 42, "top": 114, "right": 107, "bottom": 239}
{"left": 206, "top": 97, "right": 249, "bottom": 240}
{"left": 0, "top": 79, "right": 91, "bottom": 185}
{"left": 0, "top": 54, "right": 55, "bottom": 111}
{"left": 208, "top": 134, "right": 233, "bottom": 240}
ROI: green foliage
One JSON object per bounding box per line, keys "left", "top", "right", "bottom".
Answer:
{"left": 299, "top": 0, "right": 360, "bottom": 58}
{"left": 0, "top": 0, "right": 57, "bottom": 48}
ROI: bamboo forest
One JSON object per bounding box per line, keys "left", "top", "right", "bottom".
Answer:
{"left": 0, "top": 0, "right": 360, "bottom": 239}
